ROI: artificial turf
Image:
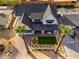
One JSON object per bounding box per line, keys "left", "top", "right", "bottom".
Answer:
{"left": 38, "top": 36, "right": 57, "bottom": 45}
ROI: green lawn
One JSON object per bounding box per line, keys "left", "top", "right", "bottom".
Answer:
{"left": 38, "top": 36, "right": 57, "bottom": 45}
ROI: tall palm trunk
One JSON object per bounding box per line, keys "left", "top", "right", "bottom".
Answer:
{"left": 54, "top": 33, "right": 65, "bottom": 53}
{"left": 22, "top": 34, "right": 30, "bottom": 54}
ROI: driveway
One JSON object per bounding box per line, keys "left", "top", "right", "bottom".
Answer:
{"left": 63, "top": 35, "right": 79, "bottom": 59}
{"left": 0, "top": 35, "right": 33, "bottom": 59}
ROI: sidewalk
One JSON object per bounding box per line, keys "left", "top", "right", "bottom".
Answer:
{"left": 63, "top": 35, "right": 79, "bottom": 59}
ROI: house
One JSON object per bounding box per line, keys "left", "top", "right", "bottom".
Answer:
{"left": 0, "top": 6, "right": 15, "bottom": 29}
{"left": 60, "top": 14, "right": 79, "bottom": 30}
{"left": 20, "top": 4, "right": 59, "bottom": 35}
{"left": 21, "top": 0, "right": 77, "bottom": 5}
{"left": 51, "top": 0, "right": 77, "bottom": 5}
{"left": 15, "top": 4, "right": 60, "bottom": 50}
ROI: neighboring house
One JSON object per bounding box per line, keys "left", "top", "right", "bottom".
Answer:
{"left": 60, "top": 14, "right": 79, "bottom": 58}
{"left": 21, "top": 0, "right": 77, "bottom": 5}
{"left": 51, "top": 0, "right": 77, "bottom": 5}
{"left": 0, "top": 6, "right": 15, "bottom": 29}
{"left": 13, "top": 5, "right": 25, "bottom": 28}
{"left": 60, "top": 14, "right": 79, "bottom": 30}
{"left": 60, "top": 14, "right": 79, "bottom": 40}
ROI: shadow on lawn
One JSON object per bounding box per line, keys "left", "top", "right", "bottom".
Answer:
{"left": 10, "top": 46, "right": 19, "bottom": 58}
{"left": 39, "top": 51, "right": 58, "bottom": 59}
{"left": 28, "top": 50, "right": 37, "bottom": 59}
{"left": 56, "top": 52, "right": 65, "bottom": 59}
{"left": 39, "top": 50, "right": 66, "bottom": 59}
{"left": 63, "top": 36, "right": 79, "bottom": 53}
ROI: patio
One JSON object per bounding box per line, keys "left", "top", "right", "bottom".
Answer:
{"left": 30, "top": 36, "right": 58, "bottom": 51}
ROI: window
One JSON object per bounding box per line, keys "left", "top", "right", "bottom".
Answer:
{"left": 57, "top": 14, "right": 61, "bottom": 17}
{"left": 46, "top": 20, "right": 54, "bottom": 23}
{"left": 72, "top": 1, "right": 76, "bottom": 3}
{"left": 26, "top": 30, "right": 32, "bottom": 33}
{"left": 35, "top": 31, "right": 41, "bottom": 34}
{"left": 31, "top": 0, "right": 37, "bottom": 1}
{"left": 0, "top": 13, "right": 6, "bottom": 17}
{"left": 34, "top": 19, "right": 41, "bottom": 22}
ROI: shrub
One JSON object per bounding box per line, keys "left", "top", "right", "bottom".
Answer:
{"left": 56, "top": 5, "right": 63, "bottom": 8}
{"left": 0, "top": 0, "right": 21, "bottom": 6}
{"left": 64, "top": 5, "right": 75, "bottom": 9}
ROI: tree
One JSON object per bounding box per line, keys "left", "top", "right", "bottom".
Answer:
{"left": 15, "top": 26, "right": 30, "bottom": 53}
{"left": 0, "top": 0, "right": 7, "bottom": 5}
{"left": 6, "top": 0, "right": 18, "bottom": 6}
{"left": 54, "top": 24, "right": 73, "bottom": 53}
{"left": 15, "top": 26, "right": 26, "bottom": 34}
{"left": 0, "top": 0, "right": 21, "bottom": 6}
{"left": 15, "top": 25, "right": 26, "bottom": 38}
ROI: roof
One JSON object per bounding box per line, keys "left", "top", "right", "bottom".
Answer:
{"left": 21, "top": 4, "right": 58, "bottom": 31}
{"left": 0, "top": 13, "right": 8, "bottom": 26}
{"left": 31, "top": 13, "right": 44, "bottom": 20}
{"left": 43, "top": 5, "right": 53, "bottom": 20}
{"left": 14, "top": 5, "right": 25, "bottom": 16}
{"left": 14, "top": 4, "right": 47, "bottom": 16}
{"left": 22, "top": 0, "right": 76, "bottom": 5}
{"left": 42, "top": 5, "right": 58, "bottom": 24}
{"left": 54, "top": 0, "right": 76, "bottom": 1}
{"left": 0, "top": 6, "right": 13, "bottom": 27}
{"left": 60, "top": 14, "right": 79, "bottom": 26}
{"left": 32, "top": 23, "right": 58, "bottom": 31}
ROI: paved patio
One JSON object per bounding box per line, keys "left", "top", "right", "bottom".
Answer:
{"left": 29, "top": 50, "right": 58, "bottom": 59}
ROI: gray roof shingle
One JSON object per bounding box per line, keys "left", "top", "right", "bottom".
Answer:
{"left": 32, "top": 23, "right": 58, "bottom": 31}
{"left": 65, "top": 14, "right": 79, "bottom": 26}
{"left": 21, "top": 4, "right": 58, "bottom": 31}
{"left": 60, "top": 14, "right": 79, "bottom": 26}
{"left": 31, "top": 13, "right": 44, "bottom": 20}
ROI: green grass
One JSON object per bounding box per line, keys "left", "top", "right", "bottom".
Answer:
{"left": 38, "top": 36, "right": 57, "bottom": 45}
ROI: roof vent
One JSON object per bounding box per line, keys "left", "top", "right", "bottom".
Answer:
{"left": 46, "top": 20, "right": 54, "bottom": 23}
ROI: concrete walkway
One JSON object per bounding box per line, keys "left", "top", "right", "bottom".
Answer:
{"left": 0, "top": 35, "right": 33, "bottom": 59}
{"left": 63, "top": 35, "right": 79, "bottom": 59}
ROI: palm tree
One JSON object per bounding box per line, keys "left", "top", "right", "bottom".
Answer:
{"left": 15, "top": 26, "right": 30, "bottom": 53}
{"left": 54, "top": 24, "right": 73, "bottom": 53}
{"left": 15, "top": 26, "right": 26, "bottom": 37}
